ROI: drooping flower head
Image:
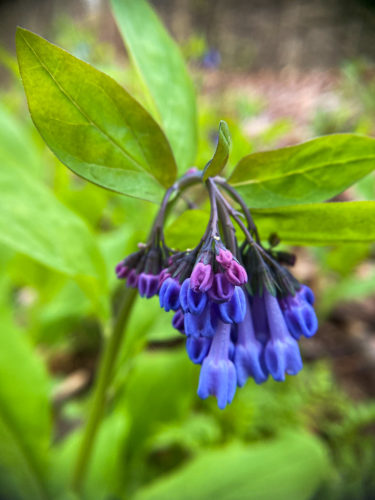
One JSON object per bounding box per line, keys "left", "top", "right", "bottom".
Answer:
{"left": 115, "top": 169, "right": 318, "bottom": 409}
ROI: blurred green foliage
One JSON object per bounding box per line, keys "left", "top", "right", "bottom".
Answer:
{"left": 0, "top": 6, "right": 375, "bottom": 500}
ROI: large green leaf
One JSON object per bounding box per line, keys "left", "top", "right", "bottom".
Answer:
{"left": 252, "top": 202, "right": 375, "bottom": 245}
{"left": 228, "top": 134, "right": 375, "bottom": 208}
{"left": 203, "top": 121, "right": 231, "bottom": 180}
{"left": 111, "top": 0, "right": 197, "bottom": 173}
{"left": 165, "top": 202, "right": 375, "bottom": 247}
{"left": 134, "top": 432, "right": 329, "bottom": 500}
{"left": 0, "top": 305, "right": 51, "bottom": 500}
{"left": 16, "top": 27, "right": 177, "bottom": 203}
{"left": 0, "top": 163, "right": 105, "bottom": 287}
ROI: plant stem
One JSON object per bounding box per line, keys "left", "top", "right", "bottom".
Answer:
{"left": 215, "top": 178, "right": 261, "bottom": 244}
{"left": 206, "top": 177, "right": 220, "bottom": 236}
{"left": 71, "top": 286, "right": 138, "bottom": 494}
{"left": 215, "top": 193, "right": 237, "bottom": 254}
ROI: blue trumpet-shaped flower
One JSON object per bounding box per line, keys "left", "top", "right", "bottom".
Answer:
{"left": 218, "top": 286, "right": 247, "bottom": 324}
{"left": 233, "top": 295, "right": 268, "bottom": 386}
{"left": 184, "top": 303, "right": 219, "bottom": 338}
{"left": 197, "top": 321, "right": 237, "bottom": 409}
{"left": 186, "top": 336, "right": 212, "bottom": 364}
{"left": 279, "top": 285, "right": 318, "bottom": 340}
{"left": 180, "top": 278, "right": 208, "bottom": 315}
{"left": 263, "top": 290, "right": 303, "bottom": 381}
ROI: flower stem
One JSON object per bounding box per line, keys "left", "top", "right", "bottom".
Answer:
{"left": 71, "top": 286, "right": 138, "bottom": 494}
{"left": 215, "top": 179, "right": 261, "bottom": 244}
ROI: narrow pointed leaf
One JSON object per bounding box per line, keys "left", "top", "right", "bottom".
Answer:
{"left": 229, "top": 134, "right": 375, "bottom": 208}
{"left": 111, "top": 0, "right": 197, "bottom": 173}
{"left": 203, "top": 120, "right": 231, "bottom": 180}
{"left": 252, "top": 202, "right": 375, "bottom": 245}
{"left": 16, "top": 27, "right": 177, "bottom": 203}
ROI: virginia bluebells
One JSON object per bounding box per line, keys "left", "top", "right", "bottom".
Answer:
{"left": 116, "top": 171, "right": 318, "bottom": 409}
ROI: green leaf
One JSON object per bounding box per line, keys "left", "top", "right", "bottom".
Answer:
{"left": 0, "top": 163, "right": 106, "bottom": 291}
{"left": 134, "top": 432, "right": 329, "bottom": 500}
{"left": 252, "top": 202, "right": 375, "bottom": 245}
{"left": 228, "top": 134, "right": 375, "bottom": 208}
{"left": 0, "top": 308, "right": 51, "bottom": 500}
{"left": 111, "top": 0, "right": 197, "bottom": 173}
{"left": 165, "top": 209, "right": 210, "bottom": 250}
{"left": 165, "top": 202, "right": 375, "bottom": 248}
{"left": 203, "top": 121, "right": 231, "bottom": 180}
{"left": 119, "top": 350, "right": 196, "bottom": 457}
{"left": 16, "top": 27, "right": 177, "bottom": 203}
{"left": 0, "top": 102, "right": 41, "bottom": 174}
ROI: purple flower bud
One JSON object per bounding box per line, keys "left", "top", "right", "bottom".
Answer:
{"left": 172, "top": 309, "right": 185, "bottom": 334}
{"left": 226, "top": 261, "right": 248, "bottom": 286}
{"left": 126, "top": 269, "right": 139, "bottom": 288}
{"left": 218, "top": 287, "right": 247, "bottom": 324}
{"left": 216, "top": 249, "right": 233, "bottom": 269}
{"left": 208, "top": 273, "right": 234, "bottom": 303}
{"left": 158, "top": 269, "right": 171, "bottom": 289}
{"left": 190, "top": 263, "right": 214, "bottom": 292}
{"left": 184, "top": 303, "right": 219, "bottom": 338}
{"left": 159, "top": 277, "right": 181, "bottom": 312}
{"left": 115, "top": 262, "right": 129, "bottom": 279}
{"left": 263, "top": 290, "right": 303, "bottom": 381}
{"left": 137, "top": 272, "right": 159, "bottom": 298}
{"left": 197, "top": 321, "right": 237, "bottom": 409}
{"left": 180, "top": 278, "right": 208, "bottom": 314}
{"left": 186, "top": 336, "right": 211, "bottom": 364}
{"left": 233, "top": 295, "right": 267, "bottom": 386}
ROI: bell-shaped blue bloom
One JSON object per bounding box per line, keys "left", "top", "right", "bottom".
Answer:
{"left": 234, "top": 295, "right": 268, "bottom": 386}
{"left": 159, "top": 277, "right": 181, "bottom": 312}
{"left": 186, "top": 336, "right": 211, "bottom": 364}
{"left": 184, "top": 302, "right": 219, "bottom": 338}
{"left": 263, "top": 290, "right": 303, "bottom": 381}
{"left": 180, "top": 278, "right": 208, "bottom": 315}
{"left": 279, "top": 286, "right": 318, "bottom": 340}
{"left": 218, "top": 286, "right": 246, "bottom": 324}
{"left": 197, "top": 321, "right": 237, "bottom": 409}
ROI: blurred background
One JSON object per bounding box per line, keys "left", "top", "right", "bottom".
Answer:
{"left": 1, "top": 1, "right": 375, "bottom": 499}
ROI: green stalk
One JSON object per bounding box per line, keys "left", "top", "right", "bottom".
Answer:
{"left": 71, "top": 286, "right": 138, "bottom": 494}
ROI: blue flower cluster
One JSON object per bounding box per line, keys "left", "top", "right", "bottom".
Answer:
{"left": 116, "top": 172, "right": 319, "bottom": 409}
{"left": 160, "top": 271, "right": 318, "bottom": 409}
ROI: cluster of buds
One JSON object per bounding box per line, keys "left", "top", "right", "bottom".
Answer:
{"left": 116, "top": 173, "right": 318, "bottom": 409}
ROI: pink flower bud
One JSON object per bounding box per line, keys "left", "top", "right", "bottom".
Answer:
{"left": 216, "top": 249, "right": 233, "bottom": 269}
{"left": 226, "top": 261, "right": 248, "bottom": 286}
{"left": 190, "top": 263, "right": 214, "bottom": 292}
